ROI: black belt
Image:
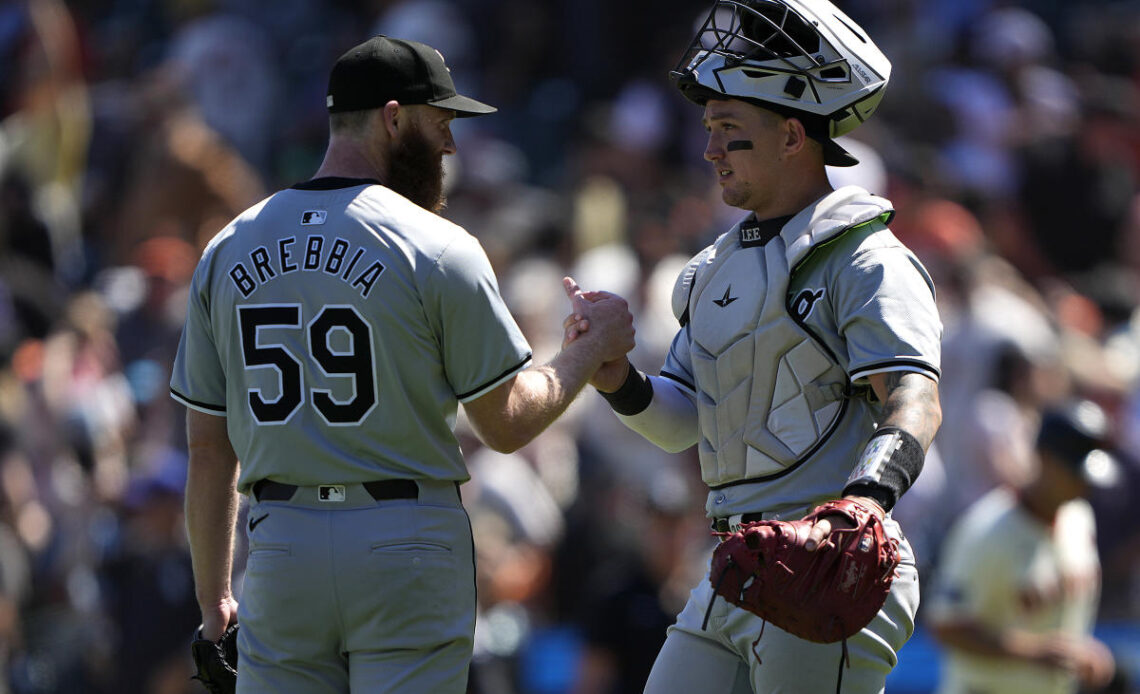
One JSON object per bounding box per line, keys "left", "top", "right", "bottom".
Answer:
{"left": 252, "top": 479, "right": 419, "bottom": 502}
{"left": 712, "top": 513, "right": 765, "bottom": 533}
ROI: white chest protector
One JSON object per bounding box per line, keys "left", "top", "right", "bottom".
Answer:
{"left": 673, "top": 188, "right": 893, "bottom": 488}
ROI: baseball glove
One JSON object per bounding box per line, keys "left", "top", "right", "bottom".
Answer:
{"left": 190, "top": 623, "right": 238, "bottom": 694}
{"left": 706, "top": 498, "right": 900, "bottom": 644}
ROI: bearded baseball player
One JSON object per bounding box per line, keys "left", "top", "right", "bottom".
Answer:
{"left": 170, "top": 35, "right": 634, "bottom": 694}
{"left": 567, "top": 1, "right": 942, "bottom": 692}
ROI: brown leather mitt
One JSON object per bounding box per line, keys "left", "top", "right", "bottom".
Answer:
{"left": 707, "top": 498, "right": 900, "bottom": 643}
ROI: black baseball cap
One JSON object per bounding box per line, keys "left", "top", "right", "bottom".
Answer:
{"left": 326, "top": 35, "right": 496, "bottom": 117}
{"left": 1036, "top": 399, "right": 1120, "bottom": 488}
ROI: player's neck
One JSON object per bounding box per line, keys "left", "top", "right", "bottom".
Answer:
{"left": 313, "top": 140, "right": 389, "bottom": 185}
{"left": 750, "top": 176, "right": 833, "bottom": 222}
{"left": 1015, "top": 484, "right": 1062, "bottom": 525}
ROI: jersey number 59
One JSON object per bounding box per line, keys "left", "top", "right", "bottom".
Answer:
{"left": 237, "top": 304, "right": 377, "bottom": 426}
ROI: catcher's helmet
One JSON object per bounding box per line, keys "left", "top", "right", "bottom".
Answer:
{"left": 671, "top": 0, "right": 890, "bottom": 165}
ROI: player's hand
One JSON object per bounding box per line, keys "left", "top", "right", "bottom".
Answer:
{"left": 804, "top": 495, "right": 885, "bottom": 551}
{"left": 200, "top": 595, "right": 239, "bottom": 642}
{"left": 562, "top": 276, "right": 602, "bottom": 345}
{"left": 562, "top": 277, "right": 635, "bottom": 386}
{"left": 1025, "top": 632, "right": 1115, "bottom": 686}
{"left": 562, "top": 310, "right": 589, "bottom": 349}
{"left": 1072, "top": 637, "right": 1115, "bottom": 688}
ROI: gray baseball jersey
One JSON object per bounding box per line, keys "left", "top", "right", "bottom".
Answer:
{"left": 170, "top": 177, "right": 532, "bottom": 493}
{"left": 639, "top": 186, "right": 937, "bottom": 694}
{"left": 659, "top": 186, "right": 941, "bottom": 518}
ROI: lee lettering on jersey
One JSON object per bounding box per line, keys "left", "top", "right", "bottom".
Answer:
{"left": 228, "top": 235, "right": 386, "bottom": 299}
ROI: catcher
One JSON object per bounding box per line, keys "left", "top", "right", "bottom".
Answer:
{"left": 565, "top": 0, "right": 942, "bottom": 692}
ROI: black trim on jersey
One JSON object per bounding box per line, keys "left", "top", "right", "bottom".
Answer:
{"left": 291, "top": 177, "right": 382, "bottom": 191}
{"left": 456, "top": 354, "right": 533, "bottom": 400}
{"left": 169, "top": 387, "right": 226, "bottom": 413}
{"left": 850, "top": 359, "right": 941, "bottom": 381}
{"left": 659, "top": 369, "right": 695, "bottom": 393}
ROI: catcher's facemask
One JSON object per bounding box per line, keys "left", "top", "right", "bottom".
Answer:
{"left": 671, "top": 0, "right": 891, "bottom": 147}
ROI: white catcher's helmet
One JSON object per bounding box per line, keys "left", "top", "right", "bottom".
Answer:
{"left": 672, "top": 0, "right": 891, "bottom": 166}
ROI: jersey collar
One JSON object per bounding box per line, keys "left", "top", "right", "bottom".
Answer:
{"left": 739, "top": 214, "right": 794, "bottom": 248}
{"left": 291, "top": 177, "right": 381, "bottom": 190}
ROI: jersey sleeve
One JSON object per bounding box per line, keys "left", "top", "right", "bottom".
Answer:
{"left": 660, "top": 324, "right": 697, "bottom": 394}
{"left": 170, "top": 256, "right": 228, "bottom": 415}
{"left": 425, "top": 233, "right": 532, "bottom": 402}
{"left": 833, "top": 244, "right": 942, "bottom": 384}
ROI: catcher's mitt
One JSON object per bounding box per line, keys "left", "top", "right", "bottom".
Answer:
{"left": 190, "top": 623, "right": 238, "bottom": 694}
{"left": 707, "top": 498, "right": 900, "bottom": 644}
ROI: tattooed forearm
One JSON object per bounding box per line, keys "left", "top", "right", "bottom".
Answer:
{"left": 873, "top": 371, "right": 942, "bottom": 451}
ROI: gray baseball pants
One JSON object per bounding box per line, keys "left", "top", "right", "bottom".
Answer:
{"left": 235, "top": 480, "right": 475, "bottom": 694}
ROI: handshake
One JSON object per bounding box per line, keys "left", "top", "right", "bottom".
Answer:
{"left": 558, "top": 276, "right": 637, "bottom": 393}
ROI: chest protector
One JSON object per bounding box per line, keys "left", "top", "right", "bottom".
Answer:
{"left": 674, "top": 188, "right": 893, "bottom": 488}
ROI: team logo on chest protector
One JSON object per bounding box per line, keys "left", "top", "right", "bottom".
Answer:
{"left": 790, "top": 288, "right": 825, "bottom": 322}
{"left": 713, "top": 286, "right": 739, "bottom": 307}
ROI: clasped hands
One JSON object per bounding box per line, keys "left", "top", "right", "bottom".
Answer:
{"left": 560, "top": 276, "right": 636, "bottom": 391}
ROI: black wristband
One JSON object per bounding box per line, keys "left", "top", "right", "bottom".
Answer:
{"left": 842, "top": 482, "right": 895, "bottom": 513}
{"left": 597, "top": 362, "right": 654, "bottom": 416}
{"left": 842, "top": 426, "right": 925, "bottom": 513}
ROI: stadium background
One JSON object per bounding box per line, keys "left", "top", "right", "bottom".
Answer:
{"left": 1, "top": 0, "right": 1138, "bottom": 692}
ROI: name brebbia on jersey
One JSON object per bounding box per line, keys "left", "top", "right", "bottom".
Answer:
{"left": 228, "top": 232, "right": 387, "bottom": 299}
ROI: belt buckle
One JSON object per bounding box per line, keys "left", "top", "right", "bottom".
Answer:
{"left": 727, "top": 513, "right": 744, "bottom": 533}
{"left": 714, "top": 513, "right": 746, "bottom": 535}
{"left": 318, "top": 485, "right": 346, "bottom": 502}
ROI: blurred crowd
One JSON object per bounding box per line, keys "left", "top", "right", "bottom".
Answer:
{"left": 1, "top": 0, "right": 1139, "bottom": 692}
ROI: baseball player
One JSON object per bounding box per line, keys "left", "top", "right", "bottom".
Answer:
{"left": 567, "top": 1, "right": 942, "bottom": 692}
{"left": 927, "top": 399, "right": 1118, "bottom": 694}
{"left": 170, "top": 35, "right": 634, "bottom": 694}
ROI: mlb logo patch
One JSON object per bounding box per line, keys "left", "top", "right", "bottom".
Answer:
{"left": 318, "top": 485, "right": 346, "bottom": 502}
{"left": 302, "top": 210, "right": 327, "bottom": 225}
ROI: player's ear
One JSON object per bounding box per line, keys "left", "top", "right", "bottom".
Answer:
{"left": 381, "top": 101, "right": 401, "bottom": 139}
{"left": 783, "top": 117, "right": 808, "bottom": 157}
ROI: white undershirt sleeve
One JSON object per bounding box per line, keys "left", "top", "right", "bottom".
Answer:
{"left": 616, "top": 375, "right": 699, "bottom": 452}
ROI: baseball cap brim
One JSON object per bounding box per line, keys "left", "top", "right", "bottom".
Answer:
{"left": 430, "top": 94, "right": 497, "bottom": 117}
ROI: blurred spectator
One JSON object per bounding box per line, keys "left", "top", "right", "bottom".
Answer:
{"left": 165, "top": 12, "right": 283, "bottom": 178}
{"left": 569, "top": 469, "right": 707, "bottom": 694}
{"left": 926, "top": 399, "right": 1120, "bottom": 694}
{"left": 461, "top": 422, "right": 568, "bottom": 694}
{"left": 99, "top": 449, "right": 198, "bottom": 694}
{"left": 949, "top": 341, "right": 1051, "bottom": 512}
{"left": 1014, "top": 75, "right": 1140, "bottom": 282}
{"left": 99, "top": 68, "right": 265, "bottom": 267}
{"left": 0, "top": 0, "right": 91, "bottom": 284}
